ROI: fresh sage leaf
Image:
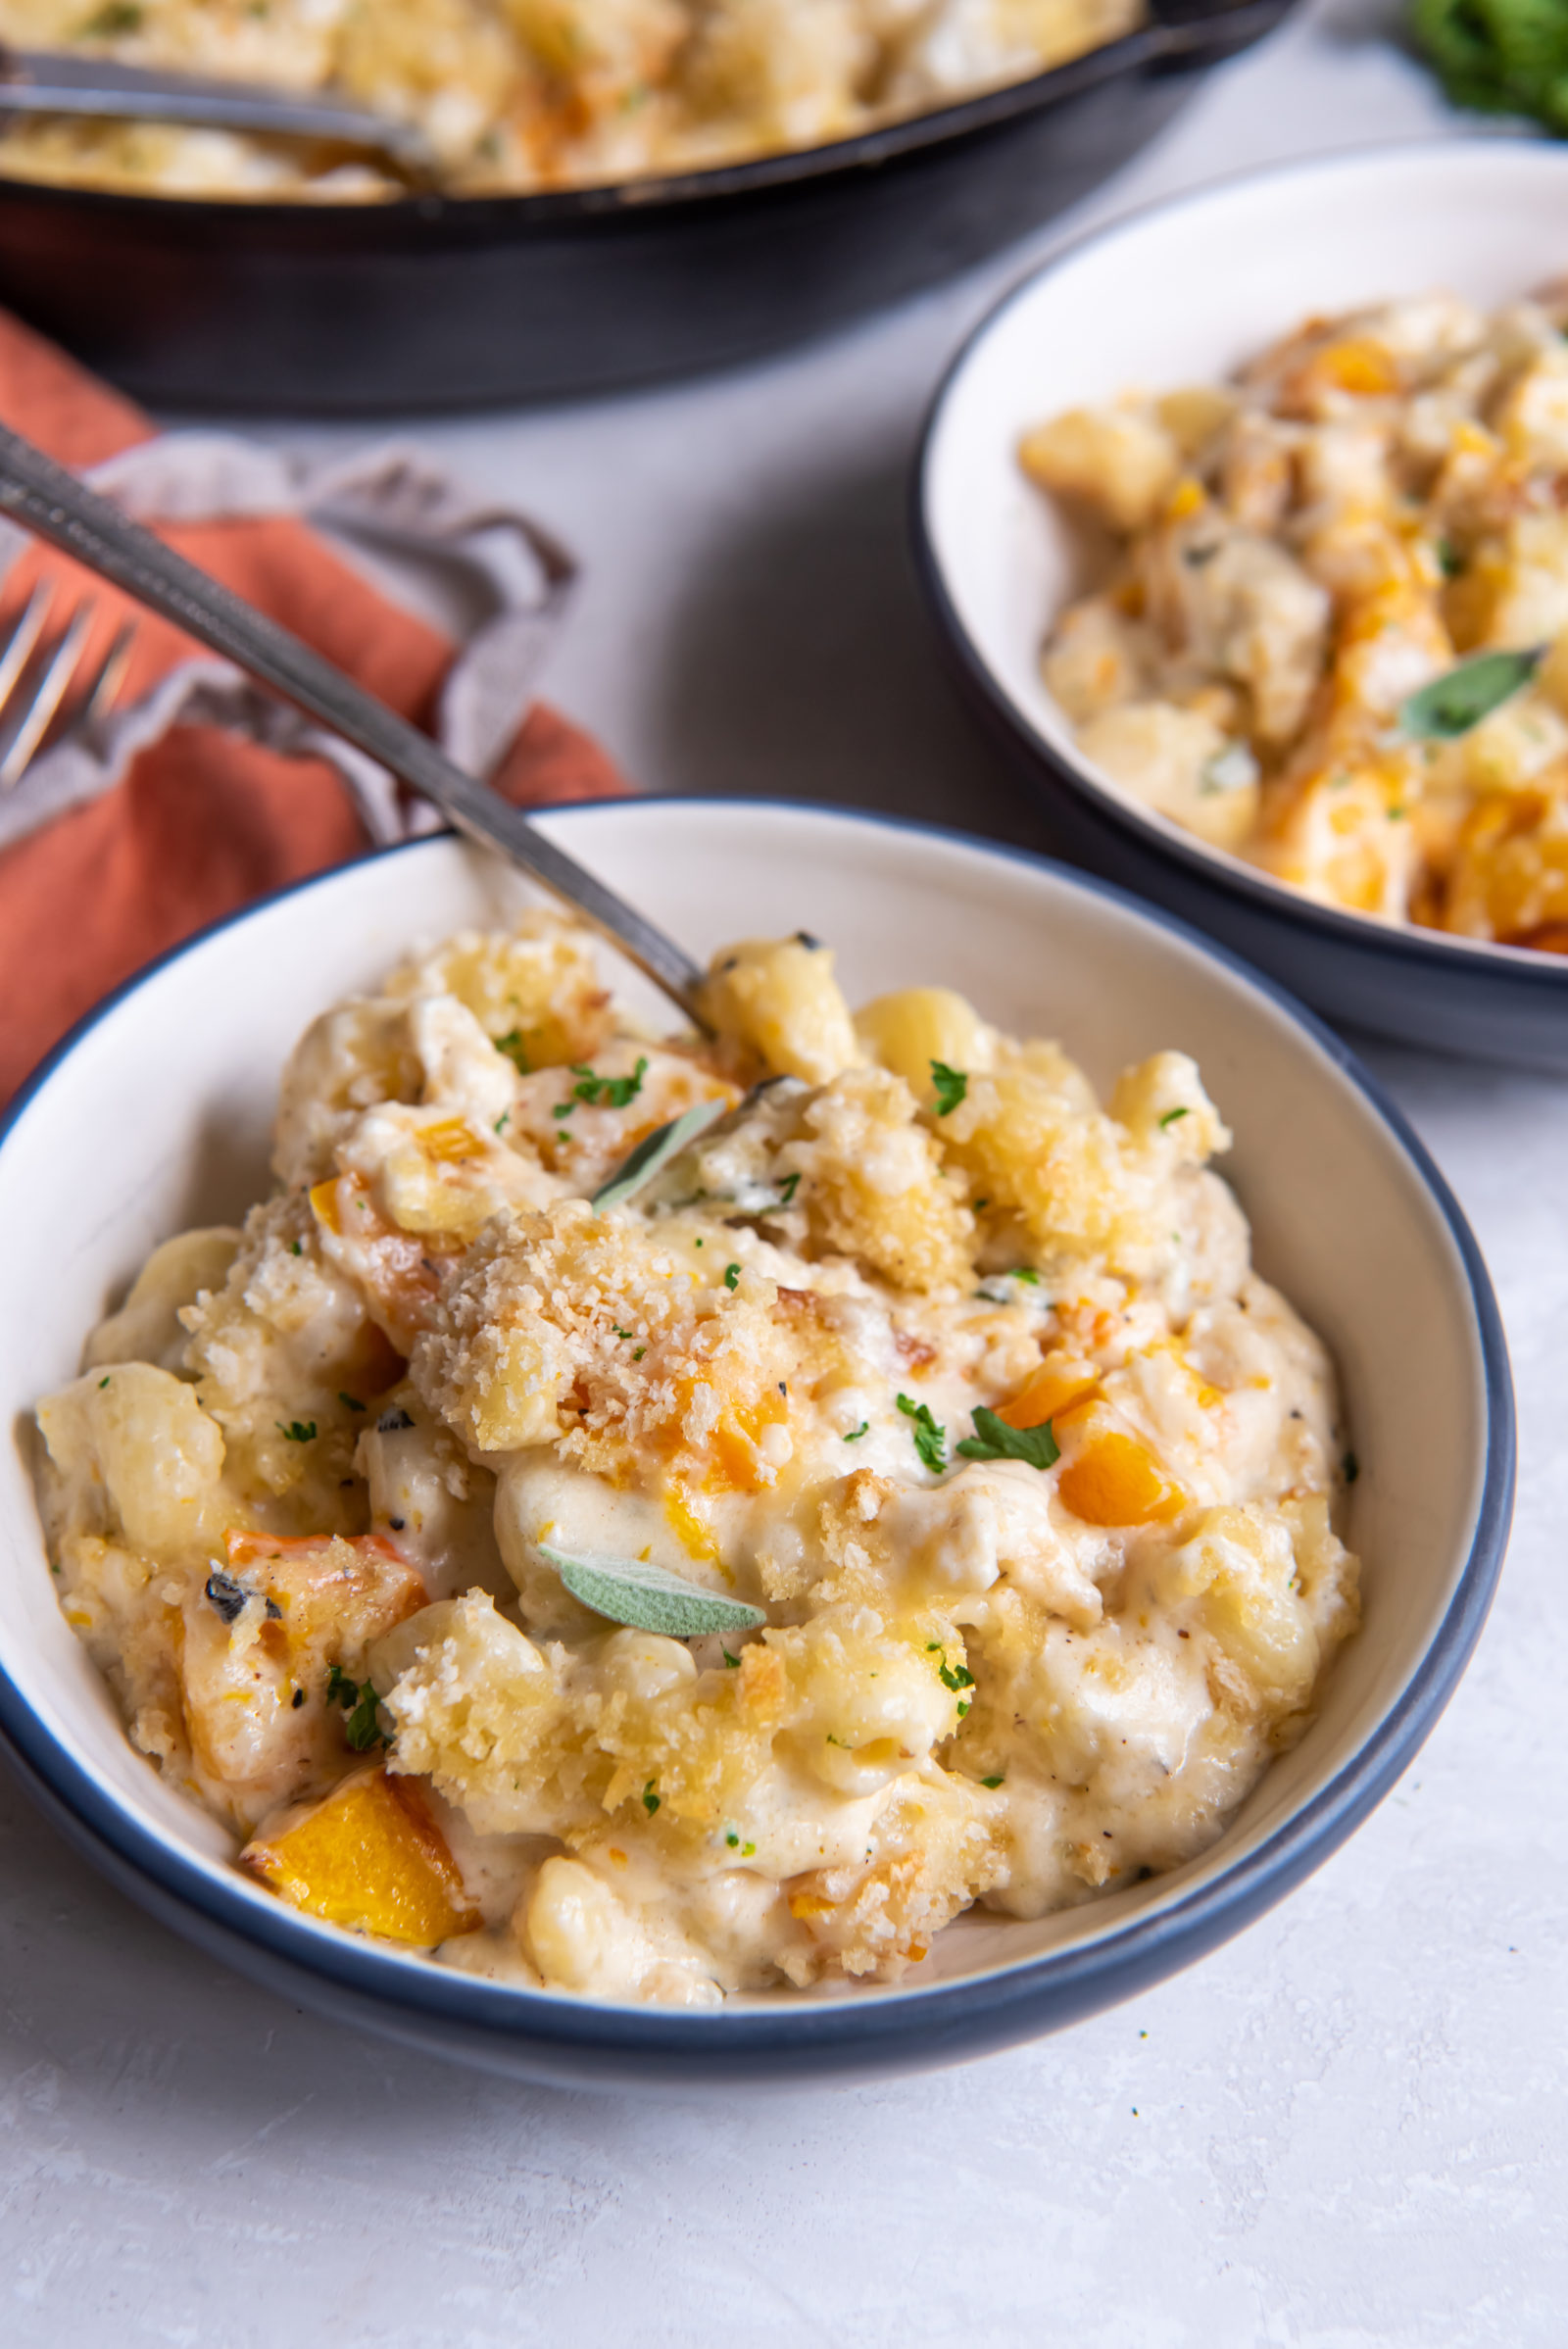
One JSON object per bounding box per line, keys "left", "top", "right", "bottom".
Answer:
{"left": 956, "top": 1406, "right": 1061, "bottom": 1469}
{"left": 1398, "top": 647, "right": 1544, "bottom": 740}
{"left": 591, "top": 1098, "right": 728, "bottom": 1213}
{"left": 539, "top": 1543, "right": 766, "bottom": 1637}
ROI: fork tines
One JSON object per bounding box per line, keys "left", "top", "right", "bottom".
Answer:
{"left": 0, "top": 583, "right": 138, "bottom": 791}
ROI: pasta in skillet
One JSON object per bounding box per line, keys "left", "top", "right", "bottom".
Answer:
{"left": 0, "top": 0, "right": 1143, "bottom": 200}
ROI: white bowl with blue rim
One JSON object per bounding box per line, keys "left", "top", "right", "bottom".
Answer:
{"left": 0, "top": 801, "right": 1512, "bottom": 2084}
{"left": 915, "top": 139, "right": 1568, "bottom": 1071}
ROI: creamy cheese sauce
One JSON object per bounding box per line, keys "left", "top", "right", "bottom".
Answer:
{"left": 0, "top": 0, "right": 1142, "bottom": 201}
{"left": 34, "top": 913, "right": 1358, "bottom": 2003}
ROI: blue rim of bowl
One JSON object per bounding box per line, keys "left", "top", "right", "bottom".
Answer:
{"left": 911, "top": 136, "right": 1568, "bottom": 1005}
{"left": 0, "top": 801, "right": 1515, "bottom": 2068}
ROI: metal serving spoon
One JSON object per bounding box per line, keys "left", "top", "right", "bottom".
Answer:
{"left": 0, "top": 45, "right": 435, "bottom": 178}
{"left": 0, "top": 422, "right": 709, "bottom": 1023}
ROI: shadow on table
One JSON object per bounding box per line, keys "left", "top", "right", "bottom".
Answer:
{"left": 0, "top": 1742, "right": 573, "bottom": 2131}
{"left": 643, "top": 436, "right": 1061, "bottom": 857}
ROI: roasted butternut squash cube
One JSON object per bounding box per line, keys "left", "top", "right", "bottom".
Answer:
{"left": 1057, "top": 1426, "right": 1186, "bottom": 1528}
{"left": 995, "top": 1358, "right": 1100, "bottom": 1433}
{"left": 243, "top": 1767, "right": 480, "bottom": 1946}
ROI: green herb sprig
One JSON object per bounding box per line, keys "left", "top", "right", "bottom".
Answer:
{"left": 1412, "top": 0, "right": 1568, "bottom": 135}
{"left": 930, "top": 1060, "right": 968, "bottom": 1117}
{"left": 1398, "top": 646, "right": 1544, "bottom": 740}
{"left": 326, "top": 1664, "right": 390, "bottom": 1751}
{"left": 956, "top": 1406, "right": 1060, "bottom": 1470}
{"left": 591, "top": 1098, "right": 728, "bottom": 1213}
{"left": 540, "top": 1544, "right": 765, "bottom": 1639}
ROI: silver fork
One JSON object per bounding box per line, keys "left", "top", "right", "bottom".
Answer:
{"left": 0, "top": 422, "right": 708, "bottom": 1022}
{"left": 0, "top": 582, "right": 136, "bottom": 790}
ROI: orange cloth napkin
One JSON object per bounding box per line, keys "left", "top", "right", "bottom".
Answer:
{"left": 0, "top": 311, "right": 626, "bottom": 1109}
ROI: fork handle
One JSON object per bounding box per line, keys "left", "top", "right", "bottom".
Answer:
{"left": 0, "top": 422, "right": 708, "bottom": 1021}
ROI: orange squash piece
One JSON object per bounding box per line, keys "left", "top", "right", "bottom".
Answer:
{"left": 308, "top": 1173, "right": 349, "bottom": 1234}
{"left": 1057, "top": 1428, "right": 1187, "bottom": 1528}
{"left": 995, "top": 1360, "right": 1100, "bottom": 1433}
{"left": 416, "top": 1118, "right": 479, "bottom": 1164}
{"left": 243, "top": 1767, "right": 481, "bottom": 1946}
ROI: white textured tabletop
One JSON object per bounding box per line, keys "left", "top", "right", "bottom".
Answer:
{"left": 5, "top": 7, "right": 1565, "bottom": 2343}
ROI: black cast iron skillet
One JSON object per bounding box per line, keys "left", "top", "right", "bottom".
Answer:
{"left": 0, "top": 0, "right": 1295, "bottom": 414}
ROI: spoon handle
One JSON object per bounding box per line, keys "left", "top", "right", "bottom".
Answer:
{"left": 0, "top": 421, "right": 708, "bottom": 1021}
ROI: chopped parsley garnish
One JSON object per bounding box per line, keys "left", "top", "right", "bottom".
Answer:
{"left": 897, "top": 1393, "right": 947, "bottom": 1473}
{"left": 937, "top": 1659, "right": 975, "bottom": 1693}
{"left": 494, "top": 1110, "right": 511, "bottom": 1135}
{"left": 844, "top": 1421, "right": 869, "bottom": 1443}
{"left": 98, "top": 1375, "right": 111, "bottom": 1389}
{"left": 289, "top": 1240, "right": 303, "bottom": 1256}
{"left": 346, "top": 1685, "right": 386, "bottom": 1750}
{"left": 277, "top": 1419, "right": 317, "bottom": 1444}
{"left": 722, "top": 1648, "right": 741, "bottom": 1669}
{"left": 775, "top": 1172, "right": 802, "bottom": 1206}
{"left": 337, "top": 1392, "right": 366, "bottom": 1412}
{"left": 612, "top": 1326, "right": 633, "bottom": 1341}
{"left": 956, "top": 1406, "right": 1060, "bottom": 1470}
{"left": 1437, "top": 536, "right": 1463, "bottom": 579}
{"left": 723, "top": 1262, "right": 741, "bottom": 1291}
{"left": 642, "top": 1781, "right": 661, "bottom": 1816}
{"left": 632, "top": 1346, "right": 646, "bottom": 1362}
{"left": 930, "top": 1060, "right": 968, "bottom": 1117}
{"left": 743, "top": 1841, "right": 756, "bottom": 1857}
{"left": 494, "top": 1028, "right": 530, "bottom": 1074}
{"left": 1009, "top": 1266, "right": 1040, "bottom": 1284}
{"left": 327, "top": 1664, "right": 388, "bottom": 1750}
{"left": 981, "top": 1775, "right": 1004, "bottom": 1789}
{"left": 1158, "top": 1107, "right": 1191, "bottom": 1130}
{"left": 972, "top": 1198, "right": 990, "bottom": 1213}
{"left": 726, "top": 1831, "right": 740, "bottom": 1846}
{"left": 561, "top": 1056, "right": 649, "bottom": 1115}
